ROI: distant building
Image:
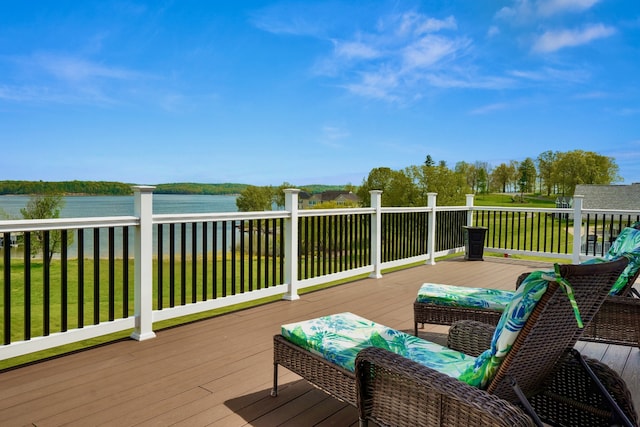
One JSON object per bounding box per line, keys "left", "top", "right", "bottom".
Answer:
{"left": 298, "top": 190, "right": 361, "bottom": 209}
{"left": 555, "top": 196, "right": 572, "bottom": 209}
{"left": 574, "top": 183, "right": 640, "bottom": 210}
{"left": 573, "top": 183, "right": 640, "bottom": 253}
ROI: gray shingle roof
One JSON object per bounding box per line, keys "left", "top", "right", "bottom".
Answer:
{"left": 574, "top": 183, "right": 640, "bottom": 210}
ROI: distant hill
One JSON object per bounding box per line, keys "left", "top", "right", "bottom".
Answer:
{"left": 0, "top": 181, "right": 347, "bottom": 196}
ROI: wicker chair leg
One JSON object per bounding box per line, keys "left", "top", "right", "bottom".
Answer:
{"left": 507, "top": 376, "right": 544, "bottom": 427}
{"left": 271, "top": 363, "right": 278, "bottom": 397}
{"left": 358, "top": 419, "right": 368, "bottom": 427}
{"left": 570, "top": 349, "right": 635, "bottom": 427}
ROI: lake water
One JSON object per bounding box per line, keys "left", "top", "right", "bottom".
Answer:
{"left": 0, "top": 194, "right": 238, "bottom": 218}
{"left": 0, "top": 194, "right": 239, "bottom": 257}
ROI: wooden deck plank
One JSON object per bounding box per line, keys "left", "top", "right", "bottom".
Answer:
{"left": 0, "top": 257, "right": 637, "bottom": 426}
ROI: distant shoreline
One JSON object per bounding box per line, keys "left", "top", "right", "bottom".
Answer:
{"left": 0, "top": 180, "right": 346, "bottom": 196}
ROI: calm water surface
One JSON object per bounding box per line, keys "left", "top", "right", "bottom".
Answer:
{"left": 0, "top": 194, "right": 238, "bottom": 218}
{"left": 0, "top": 194, "right": 239, "bottom": 256}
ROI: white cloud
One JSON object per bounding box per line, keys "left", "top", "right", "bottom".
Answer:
{"left": 487, "top": 26, "right": 500, "bottom": 37}
{"left": 38, "top": 55, "right": 139, "bottom": 82}
{"left": 508, "top": 66, "right": 590, "bottom": 83}
{"left": 469, "top": 102, "right": 510, "bottom": 115}
{"left": 532, "top": 23, "right": 616, "bottom": 52}
{"left": 333, "top": 40, "right": 381, "bottom": 60}
{"left": 402, "top": 35, "right": 470, "bottom": 70}
{"left": 320, "top": 125, "right": 351, "bottom": 148}
{"left": 495, "top": 0, "right": 601, "bottom": 22}
{"left": 537, "top": 0, "right": 601, "bottom": 16}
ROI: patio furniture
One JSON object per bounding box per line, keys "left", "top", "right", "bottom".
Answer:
{"left": 414, "top": 225, "right": 640, "bottom": 347}
{"left": 273, "top": 257, "right": 637, "bottom": 426}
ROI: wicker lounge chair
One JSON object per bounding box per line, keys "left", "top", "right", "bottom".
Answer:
{"left": 356, "top": 262, "right": 637, "bottom": 426}
{"left": 414, "top": 225, "right": 640, "bottom": 347}
{"left": 273, "top": 257, "right": 637, "bottom": 426}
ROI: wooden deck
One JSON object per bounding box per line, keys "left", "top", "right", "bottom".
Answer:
{"left": 1, "top": 257, "right": 638, "bottom": 426}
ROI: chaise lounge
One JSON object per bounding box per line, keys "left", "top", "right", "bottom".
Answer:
{"left": 273, "top": 257, "right": 637, "bottom": 426}
{"left": 414, "top": 224, "right": 640, "bottom": 347}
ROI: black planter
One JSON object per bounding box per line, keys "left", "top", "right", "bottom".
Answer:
{"left": 463, "top": 226, "right": 487, "bottom": 261}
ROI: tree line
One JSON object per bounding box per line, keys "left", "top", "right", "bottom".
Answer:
{"left": 232, "top": 149, "right": 620, "bottom": 210}
{"left": 355, "top": 149, "right": 620, "bottom": 207}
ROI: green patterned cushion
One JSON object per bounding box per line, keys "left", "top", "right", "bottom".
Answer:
{"left": 281, "top": 312, "right": 475, "bottom": 378}
{"left": 582, "top": 227, "right": 640, "bottom": 295}
{"left": 417, "top": 283, "right": 513, "bottom": 310}
{"left": 459, "top": 271, "right": 549, "bottom": 388}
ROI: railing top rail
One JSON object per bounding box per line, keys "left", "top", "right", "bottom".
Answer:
{"left": 152, "top": 210, "right": 288, "bottom": 224}
{"left": 434, "top": 206, "right": 469, "bottom": 212}
{"left": 470, "top": 206, "right": 572, "bottom": 214}
{"left": 0, "top": 216, "right": 139, "bottom": 233}
{"left": 382, "top": 206, "right": 432, "bottom": 214}
{"left": 299, "top": 207, "right": 374, "bottom": 218}
{"left": 582, "top": 208, "right": 640, "bottom": 216}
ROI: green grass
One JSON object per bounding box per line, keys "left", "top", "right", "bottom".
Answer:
{"left": 0, "top": 255, "right": 371, "bottom": 370}
{"left": 474, "top": 193, "right": 556, "bottom": 208}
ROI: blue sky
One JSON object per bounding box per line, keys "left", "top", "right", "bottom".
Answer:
{"left": 1, "top": 0, "right": 639, "bottom": 187}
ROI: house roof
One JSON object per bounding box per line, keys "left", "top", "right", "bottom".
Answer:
{"left": 574, "top": 183, "right": 640, "bottom": 210}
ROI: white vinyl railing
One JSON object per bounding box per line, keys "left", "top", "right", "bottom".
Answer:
{"left": 1, "top": 188, "right": 638, "bottom": 362}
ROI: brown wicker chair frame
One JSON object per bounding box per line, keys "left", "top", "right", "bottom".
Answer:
{"left": 414, "top": 264, "right": 640, "bottom": 348}
{"left": 357, "top": 257, "right": 637, "bottom": 427}
{"left": 273, "top": 258, "right": 637, "bottom": 426}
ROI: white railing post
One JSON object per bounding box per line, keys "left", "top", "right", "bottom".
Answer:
{"left": 427, "top": 193, "right": 437, "bottom": 265}
{"left": 283, "top": 189, "right": 300, "bottom": 300}
{"left": 370, "top": 190, "right": 383, "bottom": 278}
{"left": 131, "top": 185, "right": 157, "bottom": 341}
{"left": 572, "top": 195, "right": 584, "bottom": 264}
{"left": 465, "top": 194, "right": 475, "bottom": 226}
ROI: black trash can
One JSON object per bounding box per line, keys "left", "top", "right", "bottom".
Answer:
{"left": 463, "top": 226, "right": 487, "bottom": 261}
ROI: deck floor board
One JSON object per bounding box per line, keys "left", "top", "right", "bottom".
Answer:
{"left": 1, "top": 257, "right": 637, "bottom": 426}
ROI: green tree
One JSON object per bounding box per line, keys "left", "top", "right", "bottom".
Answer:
{"left": 357, "top": 167, "right": 395, "bottom": 206}
{"left": 518, "top": 157, "right": 537, "bottom": 194}
{"left": 536, "top": 151, "right": 557, "bottom": 196}
{"left": 273, "top": 182, "right": 295, "bottom": 209}
{"left": 20, "top": 194, "right": 72, "bottom": 262}
{"left": 235, "top": 186, "right": 274, "bottom": 211}
{"left": 490, "top": 163, "right": 512, "bottom": 193}
{"left": 407, "top": 162, "right": 470, "bottom": 206}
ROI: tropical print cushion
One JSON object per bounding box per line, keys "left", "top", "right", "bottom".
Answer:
{"left": 459, "top": 271, "right": 549, "bottom": 388}
{"left": 281, "top": 312, "right": 475, "bottom": 378}
{"left": 581, "top": 226, "right": 640, "bottom": 295}
{"left": 417, "top": 283, "right": 513, "bottom": 310}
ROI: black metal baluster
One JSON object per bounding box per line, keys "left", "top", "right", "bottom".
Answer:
{"left": 44, "top": 231, "right": 51, "bottom": 335}
{"left": 222, "top": 220, "right": 228, "bottom": 296}
{"left": 169, "top": 223, "right": 175, "bottom": 307}
{"left": 231, "top": 220, "right": 237, "bottom": 294}
{"left": 264, "top": 220, "right": 269, "bottom": 288}
{"left": 123, "top": 226, "right": 129, "bottom": 317}
{"left": 4, "top": 232, "right": 12, "bottom": 344}
{"left": 180, "top": 223, "right": 186, "bottom": 305}
{"left": 202, "top": 222, "right": 208, "bottom": 300}
{"left": 279, "top": 217, "right": 284, "bottom": 284}
{"left": 239, "top": 220, "right": 245, "bottom": 293}
{"left": 24, "top": 232, "right": 31, "bottom": 341}
{"left": 192, "top": 223, "right": 197, "bottom": 303}
{"left": 212, "top": 222, "right": 218, "bottom": 298}
{"left": 93, "top": 228, "right": 99, "bottom": 325}
{"left": 157, "top": 224, "right": 164, "bottom": 310}
{"left": 61, "top": 230, "right": 68, "bottom": 331}
{"left": 247, "top": 219, "right": 253, "bottom": 291}
{"left": 77, "top": 229, "right": 84, "bottom": 328}
{"left": 109, "top": 227, "right": 115, "bottom": 321}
